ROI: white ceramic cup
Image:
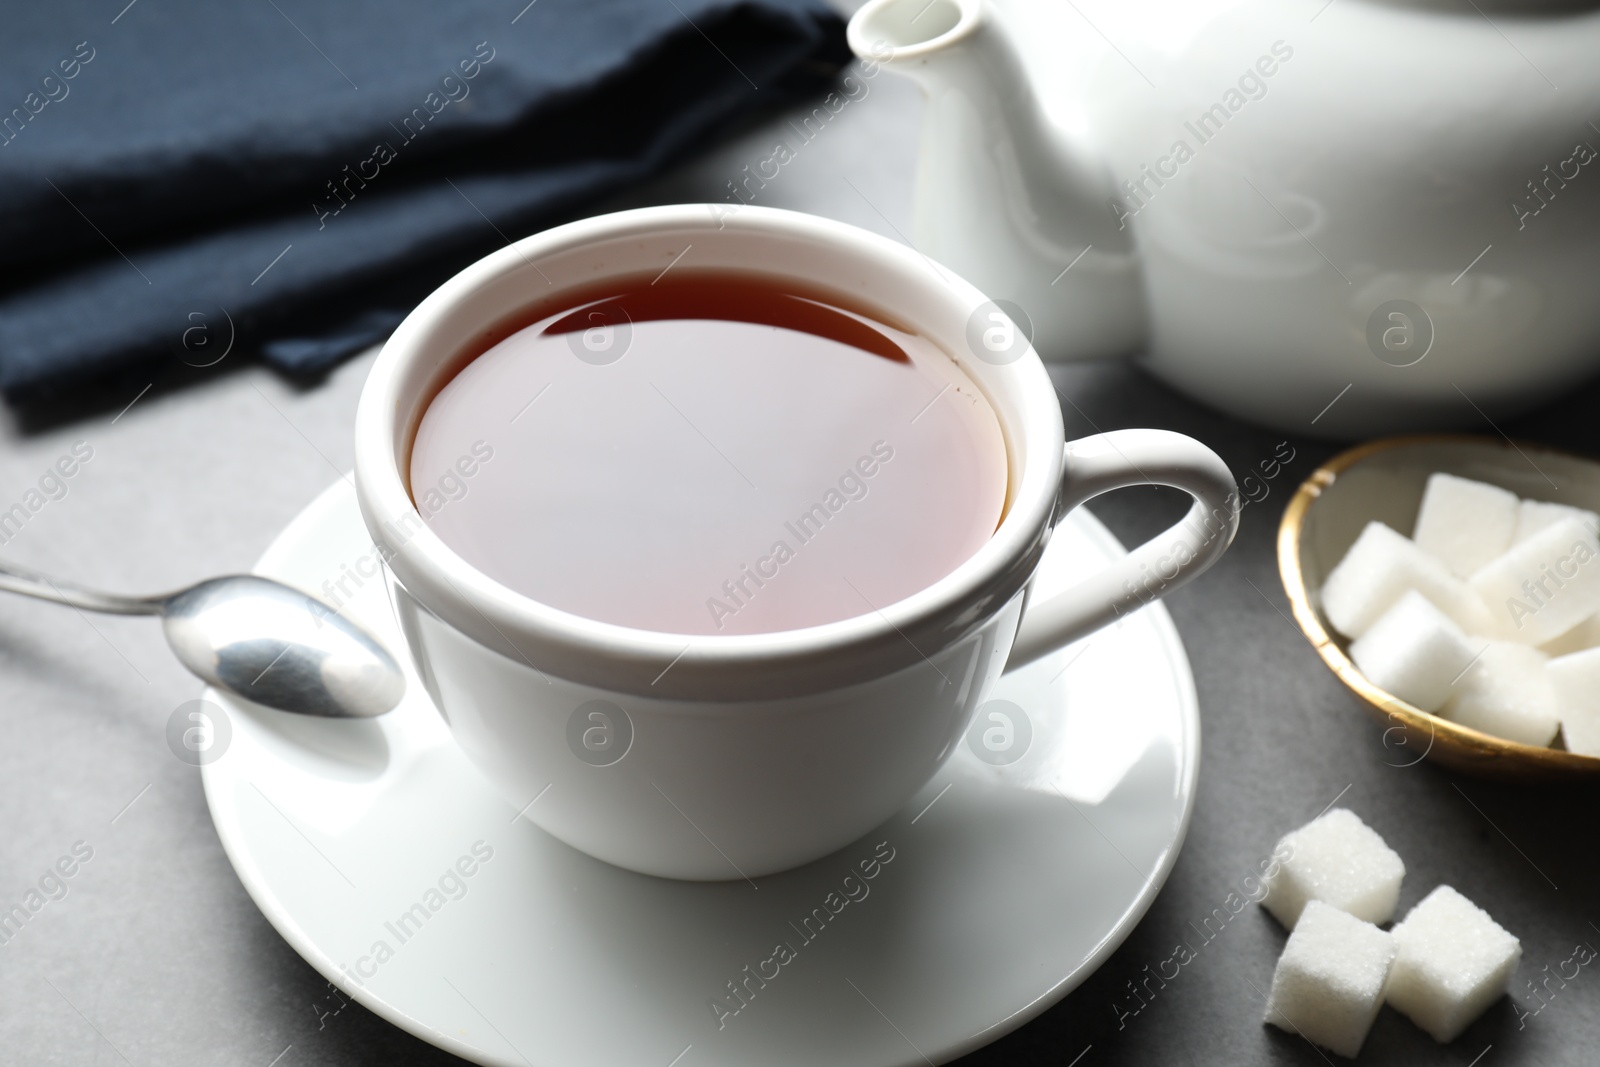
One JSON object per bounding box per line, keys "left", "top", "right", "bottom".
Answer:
{"left": 353, "top": 204, "right": 1238, "bottom": 880}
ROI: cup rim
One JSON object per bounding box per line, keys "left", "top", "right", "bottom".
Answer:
{"left": 353, "top": 204, "right": 1066, "bottom": 701}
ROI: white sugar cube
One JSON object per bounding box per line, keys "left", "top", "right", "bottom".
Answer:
{"left": 1515, "top": 499, "right": 1599, "bottom": 544}
{"left": 1441, "top": 641, "right": 1560, "bottom": 747}
{"left": 1262, "top": 808, "right": 1405, "bottom": 929}
{"left": 1264, "top": 900, "right": 1396, "bottom": 1058}
{"left": 1539, "top": 613, "right": 1600, "bottom": 656}
{"left": 1470, "top": 515, "right": 1600, "bottom": 645}
{"left": 1387, "top": 885, "right": 1521, "bottom": 1043}
{"left": 1322, "top": 522, "right": 1495, "bottom": 639}
{"left": 1413, "top": 473, "right": 1518, "bottom": 576}
{"left": 1350, "top": 591, "right": 1481, "bottom": 713}
{"left": 1546, "top": 648, "right": 1600, "bottom": 756}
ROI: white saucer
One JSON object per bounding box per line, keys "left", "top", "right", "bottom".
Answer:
{"left": 202, "top": 479, "right": 1199, "bottom": 1067}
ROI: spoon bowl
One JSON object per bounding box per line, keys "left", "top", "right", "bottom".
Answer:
{"left": 0, "top": 561, "right": 405, "bottom": 719}
{"left": 162, "top": 576, "right": 405, "bottom": 718}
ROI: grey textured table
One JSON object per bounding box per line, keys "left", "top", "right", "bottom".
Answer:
{"left": 2, "top": 21, "right": 1597, "bottom": 1067}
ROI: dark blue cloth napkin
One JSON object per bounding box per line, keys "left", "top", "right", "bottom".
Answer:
{"left": 0, "top": 0, "right": 847, "bottom": 404}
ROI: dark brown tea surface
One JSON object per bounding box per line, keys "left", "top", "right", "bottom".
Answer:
{"left": 410, "top": 271, "right": 1007, "bottom": 636}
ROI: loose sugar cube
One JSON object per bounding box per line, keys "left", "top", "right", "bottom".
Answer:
{"left": 1387, "top": 885, "right": 1521, "bottom": 1043}
{"left": 1546, "top": 648, "right": 1600, "bottom": 757}
{"left": 1514, "top": 499, "right": 1599, "bottom": 544}
{"left": 1322, "top": 521, "right": 1496, "bottom": 638}
{"left": 1264, "top": 900, "right": 1396, "bottom": 1058}
{"left": 1262, "top": 808, "right": 1405, "bottom": 929}
{"left": 1539, "top": 613, "right": 1600, "bottom": 656}
{"left": 1441, "top": 641, "right": 1560, "bottom": 747}
{"left": 1470, "top": 515, "right": 1600, "bottom": 645}
{"left": 1413, "top": 473, "right": 1518, "bottom": 576}
{"left": 1350, "top": 591, "right": 1481, "bottom": 713}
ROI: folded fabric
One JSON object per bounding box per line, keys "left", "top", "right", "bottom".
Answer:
{"left": 0, "top": 0, "right": 848, "bottom": 403}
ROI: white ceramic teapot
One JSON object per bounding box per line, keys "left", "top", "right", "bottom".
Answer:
{"left": 847, "top": 0, "right": 1600, "bottom": 436}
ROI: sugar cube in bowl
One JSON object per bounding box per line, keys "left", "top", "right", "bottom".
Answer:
{"left": 1279, "top": 435, "right": 1600, "bottom": 780}
{"left": 1348, "top": 591, "right": 1479, "bottom": 714}
{"left": 1515, "top": 499, "right": 1599, "bottom": 544}
{"left": 1412, "top": 472, "right": 1517, "bottom": 576}
{"left": 1442, "top": 641, "right": 1560, "bottom": 747}
{"left": 1546, "top": 648, "right": 1600, "bottom": 757}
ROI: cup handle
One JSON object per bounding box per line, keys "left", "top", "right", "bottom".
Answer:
{"left": 1005, "top": 429, "right": 1238, "bottom": 671}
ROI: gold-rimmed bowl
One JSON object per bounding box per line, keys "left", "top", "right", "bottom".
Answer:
{"left": 1278, "top": 434, "right": 1600, "bottom": 782}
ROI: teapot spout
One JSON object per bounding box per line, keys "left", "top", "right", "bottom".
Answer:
{"left": 847, "top": 0, "right": 1146, "bottom": 361}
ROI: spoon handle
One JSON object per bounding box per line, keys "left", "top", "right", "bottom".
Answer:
{"left": 0, "top": 560, "right": 163, "bottom": 616}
